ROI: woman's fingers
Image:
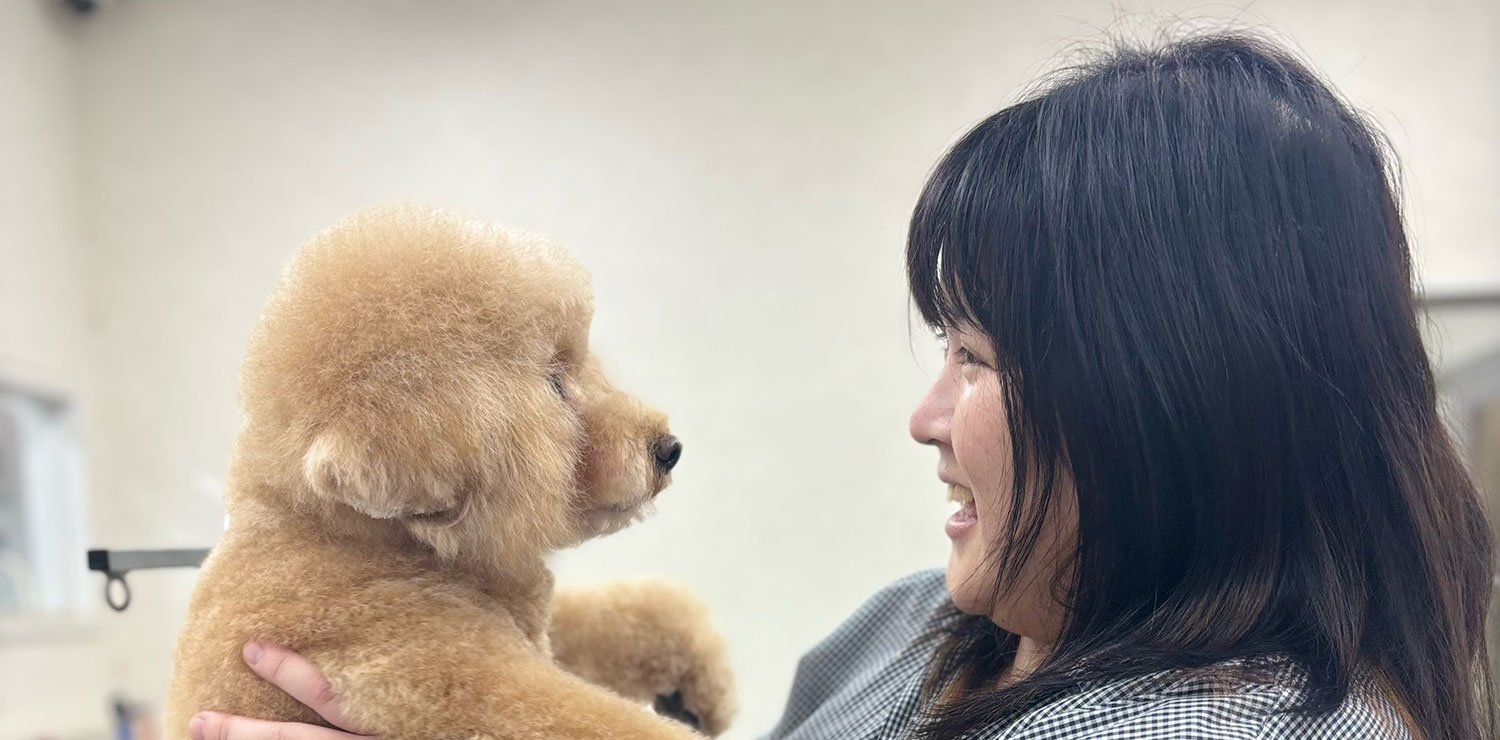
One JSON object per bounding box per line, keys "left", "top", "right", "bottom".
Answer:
{"left": 239, "top": 642, "right": 372, "bottom": 734}
{"left": 189, "top": 712, "right": 365, "bottom": 740}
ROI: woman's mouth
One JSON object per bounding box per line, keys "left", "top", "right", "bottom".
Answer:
{"left": 946, "top": 484, "right": 977, "bottom": 539}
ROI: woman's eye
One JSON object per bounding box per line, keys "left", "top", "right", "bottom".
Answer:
{"left": 955, "top": 347, "right": 982, "bottom": 367}
{"left": 547, "top": 372, "right": 566, "bottom": 397}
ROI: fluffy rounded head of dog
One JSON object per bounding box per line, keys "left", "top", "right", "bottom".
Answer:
{"left": 234, "top": 204, "right": 677, "bottom": 569}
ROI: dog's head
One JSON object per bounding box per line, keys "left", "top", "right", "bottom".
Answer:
{"left": 237, "top": 204, "right": 678, "bottom": 567}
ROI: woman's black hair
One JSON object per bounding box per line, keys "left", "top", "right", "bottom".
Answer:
{"left": 907, "top": 32, "right": 1495, "bottom": 740}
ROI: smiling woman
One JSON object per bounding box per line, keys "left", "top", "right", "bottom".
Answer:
{"left": 911, "top": 322, "right": 1078, "bottom": 679}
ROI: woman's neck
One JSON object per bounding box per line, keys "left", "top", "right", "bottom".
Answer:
{"left": 998, "top": 635, "right": 1052, "bottom": 688}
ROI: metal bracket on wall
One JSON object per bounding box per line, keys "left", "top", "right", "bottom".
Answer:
{"left": 86, "top": 548, "right": 210, "bottom": 612}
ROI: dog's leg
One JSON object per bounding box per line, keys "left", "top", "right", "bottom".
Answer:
{"left": 549, "top": 580, "right": 735, "bottom": 736}
{"left": 313, "top": 615, "right": 712, "bottom": 740}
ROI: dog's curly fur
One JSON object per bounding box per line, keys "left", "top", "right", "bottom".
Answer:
{"left": 164, "top": 204, "right": 735, "bottom": 740}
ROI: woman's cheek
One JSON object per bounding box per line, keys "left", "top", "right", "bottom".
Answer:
{"left": 956, "top": 374, "right": 1011, "bottom": 514}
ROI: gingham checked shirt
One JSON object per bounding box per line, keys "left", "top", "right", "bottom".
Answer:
{"left": 760, "top": 570, "right": 1414, "bottom": 739}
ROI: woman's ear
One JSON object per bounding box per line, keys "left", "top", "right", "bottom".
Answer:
{"left": 301, "top": 428, "right": 467, "bottom": 520}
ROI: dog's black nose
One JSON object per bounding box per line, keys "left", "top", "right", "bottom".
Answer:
{"left": 651, "top": 434, "right": 682, "bottom": 473}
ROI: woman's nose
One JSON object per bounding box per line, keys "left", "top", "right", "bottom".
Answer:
{"left": 909, "top": 384, "right": 952, "bottom": 447}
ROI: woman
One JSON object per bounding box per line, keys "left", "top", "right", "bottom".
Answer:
{"left": 187, "top": 33, "right": 1495, "bottom": 740}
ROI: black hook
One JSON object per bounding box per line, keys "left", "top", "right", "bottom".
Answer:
{"left": 86, "top": 548, "right": 210, "bottom": 611}
{"left": 104, "top": 573, "right": 131, "bottom": 612}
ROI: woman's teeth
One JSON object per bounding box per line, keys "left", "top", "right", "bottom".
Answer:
{"left": 947, "top": 483, "right": 974, "bottom": 504}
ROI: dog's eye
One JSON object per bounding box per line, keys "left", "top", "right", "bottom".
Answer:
{"left": 547, "top": 372, "right": 566, "bottom": 398}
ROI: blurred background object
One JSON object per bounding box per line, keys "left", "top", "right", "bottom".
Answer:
{"left": 1423, "top": 293, "right": 1500, "bottom": 689}
{"left": 1, "top": 1, "right": 1496, "bottom": 738}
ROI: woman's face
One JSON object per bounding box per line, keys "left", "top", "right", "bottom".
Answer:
{"left": 909, "top": 323, "right": 1073, "bottom": 641}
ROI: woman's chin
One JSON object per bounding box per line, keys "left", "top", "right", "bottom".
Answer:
{"left": 945, "top": 549, "right": 988, "bottom": 614}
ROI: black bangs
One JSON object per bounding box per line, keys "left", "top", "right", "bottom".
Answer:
{"left": 906, "top": 98, "right": 1046, "bottom": 345}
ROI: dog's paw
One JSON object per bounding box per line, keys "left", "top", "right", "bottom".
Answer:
{"left": 551, "top": 579, "right": 737, "bottom": 735}
{"left": 663, "top": 617, "right": 736, "bottom": 737}
{"left": 652, "top": 691, "right": 701, "bottom": 731}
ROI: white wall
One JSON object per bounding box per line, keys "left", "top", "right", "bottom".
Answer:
{"left": 0, "top": 3, "right": 111, "bottom": 740}
{"left": 5, "top": 1, "right": 1496, "bottom": 739}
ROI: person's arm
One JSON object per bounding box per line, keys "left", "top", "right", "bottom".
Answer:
{"left": 188, "top": 643, "right": 374, "bottom": 740}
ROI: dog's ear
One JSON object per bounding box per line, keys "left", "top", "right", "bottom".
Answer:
{"left": 301, "top": 429, "right": 469, "bottom": 522}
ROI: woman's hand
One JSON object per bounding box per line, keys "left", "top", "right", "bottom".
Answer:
{"left": 189, "top": 643, "right": 376, "bottom": 740}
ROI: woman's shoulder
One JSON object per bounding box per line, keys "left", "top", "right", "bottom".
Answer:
{"left": 852, "top": 568, "right": 950, "bottom": 624}
{"left": 1000, "top": 661, "right": 1416, "bottom": 740}
{"left": 760, "top": 570, "right": 950, "bottom": 740}
{"left": 795, "top": 568, "right": 949, "bottom": 668}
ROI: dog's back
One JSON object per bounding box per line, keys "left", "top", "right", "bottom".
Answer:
{"left": 165, "top": 523, "right": 329, "bottom": 740}
{"left": 164, "top": 511, "right": 537, "bottom": 740}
